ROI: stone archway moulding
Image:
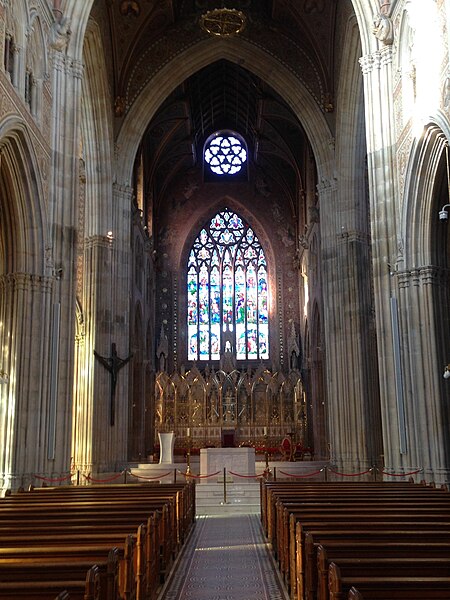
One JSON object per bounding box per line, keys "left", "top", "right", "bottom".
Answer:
{"left": 0, "top": 116, "right": 47, "bottom": 274}
{"left": 114, "top": 37, "right": 334, "bottom": 187}
{"left": 402, "top": 119, "right": 450, "bottom": 268}
{"left": 60, "top": 0, "right": 382, "bottom": 184}
{"left": 62, "top": 0, "right": 382, "bottom": 61}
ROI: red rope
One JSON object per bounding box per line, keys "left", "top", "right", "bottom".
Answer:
{"left": 83, "top": 471, "right": 125, "bottom": 483}
{"left": 178, "top": 470, "right": 221, "bottom": 479}
{"left": 127, "top": 471, "right": 172, "bottom": 480}
{"left": 279, "top": 469, "right": 324, "bottom": 478}
{"left": 328, "top": 468, "right": 373, "bottom": 477}
{"left": 33, "top": 473, "right": 74, "bottom": 483}
{"left": 381, "top": 468, "right": 422, "bottom": 477}
{"left": 229, "top": 471, "right": 266, "bottom": 478}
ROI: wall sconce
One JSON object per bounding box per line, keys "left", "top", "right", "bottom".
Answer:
{"left": 444, "top": 364, "right": 450, "bottom": 379}
{"left": 439, "top": 204, "right": 450, "bottom": 220}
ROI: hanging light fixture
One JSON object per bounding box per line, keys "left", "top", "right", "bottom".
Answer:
{"left": 443, "top": 364, "right": 450, "bottom": 379}
{"left": 199, "top": 8, "right": 246, "bottom": 37}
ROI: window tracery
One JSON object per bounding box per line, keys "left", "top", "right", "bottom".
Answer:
{"left": 187, "top": 208, "right": 269, "bottom": 362}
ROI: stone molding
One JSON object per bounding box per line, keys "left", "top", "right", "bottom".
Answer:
{"left": 84, "top": 234, "right": 113, "bottom": 250}
{"left": 0, "top": 272, "right": 53, "bottom": 292}
{"left": 125, "top": 18, "right": 325, "bottom": 114}
{"left": 397, "top": 266, "right": 450, "bottom": 289}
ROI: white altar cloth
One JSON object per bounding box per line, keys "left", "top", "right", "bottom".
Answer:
{"left": 200, "top": 447, "right": 255, "bottom": 483}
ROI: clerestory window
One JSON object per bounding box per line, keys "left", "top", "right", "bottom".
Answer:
{"left": 187, "top": 208, "right": 269, "bottom": 362}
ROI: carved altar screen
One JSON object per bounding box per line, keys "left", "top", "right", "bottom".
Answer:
{"left": 187, "top": 208, "right": 269, "bottom": 362}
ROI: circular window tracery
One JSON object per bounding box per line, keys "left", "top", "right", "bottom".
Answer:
{"left": 204, "top": 134, "right": 247, "bottom": 175}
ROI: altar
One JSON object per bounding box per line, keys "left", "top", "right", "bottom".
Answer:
{"left": 199, "top": 447, "right": 255, "bottom": 483}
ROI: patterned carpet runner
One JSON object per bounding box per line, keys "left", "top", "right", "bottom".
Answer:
{"left": 159, "top": 514, "right": 289, "bottom": 600}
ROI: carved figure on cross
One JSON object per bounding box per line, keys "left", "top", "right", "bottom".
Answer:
{"left": 94, "top": 342, "right": 133, "bottom": 426}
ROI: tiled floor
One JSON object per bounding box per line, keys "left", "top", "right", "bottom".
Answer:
{"left": 159, "top": 514, "right": 290, "bottom": 600}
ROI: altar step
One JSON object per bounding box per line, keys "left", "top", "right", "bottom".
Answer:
{"left": 195, "top": 481, "right": 261, "bottom": 515}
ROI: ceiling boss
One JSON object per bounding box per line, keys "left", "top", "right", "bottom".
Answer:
{"left": 199, "top": 8, "right": 247, "bottom": 37}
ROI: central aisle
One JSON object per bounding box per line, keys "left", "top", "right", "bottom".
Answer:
{"left": 159, "top": 514, "right": 289, "bottom": 600}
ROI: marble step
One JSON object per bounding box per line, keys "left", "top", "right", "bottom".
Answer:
{"left": 195, "top": 482, "right": 260, "bottom": 514}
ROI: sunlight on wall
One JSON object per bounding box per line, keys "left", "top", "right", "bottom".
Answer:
{"left": 302, "top": 266, "right": 309, "bottom": 319}
{"left": 408, "top": 1, "right": 442, "bottom": 138}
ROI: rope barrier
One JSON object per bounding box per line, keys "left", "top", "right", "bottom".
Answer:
{"left": 83, "top": 471, "right": 125, "bottom": 483}
{"left": 33, "top": 473, "right": 74, "bottom": 483}
{"left": 380, "top": 468, "right": 422, "bottom": 477}
{"left": 279, "top": 468, "right": 324, "bottom": 478}
{"left": 177, "top": 470, "right": 221, "bottom": 479}
{"left": 327, "top": 468, "right": 373, "bottom": 477}
{"left": 229, "top": 470, "right": 266, "bottom": 478}
{"left": 127, "top": 471, "right": 172, "bottom": 481}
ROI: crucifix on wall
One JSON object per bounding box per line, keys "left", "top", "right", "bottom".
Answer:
{"left": 94, "top": 343, "right": 133, "bottom": 426}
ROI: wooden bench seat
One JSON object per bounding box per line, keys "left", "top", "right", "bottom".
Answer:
{"left": 281, "top": 511, "right": 450, "bottom": 592}
{"left": 317, "top": 548, "right": 450, "bottom": 600}
{"left": 329, "top": 562, "right": 450, "bottom": 600}
{"left": 296, "top": 527, "right": 450, "bottom": 600}
{"left": 0, "top": 564, "right": 101, "bottom": 600}
{"left": 0, "top": 482, "right": 195, "bottom": 600}
{"left": 315, "top": 540, "right": 450, "bottom": 600}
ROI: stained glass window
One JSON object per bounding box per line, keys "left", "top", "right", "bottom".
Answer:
{"left": 188, "top": 209, "right": 269, "bottom": 362}
{"left": 204, "top": 133, "right": 247, "bottom": 175}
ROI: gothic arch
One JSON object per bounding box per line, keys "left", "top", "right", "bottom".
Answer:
{"left": 81, "top": 19, "right": 114, "bottom": 237}
{"left": 402, "top": 123, "right": 450, "bottom": 267}
{"left": 0, "top": 120, "right": 53, "bottom": 486}
{"left": 0, "top": 119, "right": 46, "bottom": 273}
{"left": 115, "top": 37, "right": 335, "bottom": 188}
{"left": 396, "top": 121, "right": 450, "bottom": 475}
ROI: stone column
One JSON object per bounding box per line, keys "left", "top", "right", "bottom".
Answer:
{"left": 319, "top": 173, "right": 381, "bottom": 473}
{"left": 0, "top": 274, "right": 53, "bottom": 490}
{"left": 48, "top": 42, "right": 83, "bottom": 475}
{"left": 77, "top": 183, "right": 133, "bottom": 473}
{"left": 359, "top": 44, "right": 403, "bottom": 473}
{"left": 397, "top": 267, "right": 450, "bottom": 481}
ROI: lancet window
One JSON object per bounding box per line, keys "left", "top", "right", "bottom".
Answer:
{"left": 187, "top": 209, "right": 269, "bottom": 362}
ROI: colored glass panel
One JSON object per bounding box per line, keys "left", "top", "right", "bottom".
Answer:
{"left": 187, "top": 208, "right": 269, "bottom": 361}
{"left": 188, "top": 327, "right": 198, "bottom": 360}
{"left": 236, "top": 324, "right": 246, "bottom": 359}
{"left": 199, "top": 326, "right": 209, "bottom": 356}
{"left": 210, "top": 324, "right": 221, "bottom": 360}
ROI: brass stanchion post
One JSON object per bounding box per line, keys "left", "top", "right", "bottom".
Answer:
{"left": 223, "top": 467, "right": 227, "bottom": 504}
{"left": 186, "top": 428, "right": 191, "bottom": 475}
{"left": 264, "top": 433, "right": 271, "bottom": 477}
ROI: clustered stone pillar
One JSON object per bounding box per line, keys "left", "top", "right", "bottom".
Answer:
{"left": 359, "top": 42, "right": 405, "bottom": 474}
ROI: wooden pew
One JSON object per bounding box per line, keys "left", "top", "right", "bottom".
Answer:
{"left": 261, "top": 481, "right": 443, "bottom": 537}
{"left": 259, "top": 481, "right": 450, "bottom": 599}
{"left": 316, "top": 540, "right": 450, "bottom": 600}
{"left": 278, "top": 502, "right": 450, "bottom": 581}
{"left": 279, "top": 503, "right": 450, "bottom": 594}
{"left": 317, "top": 547, "right": 450, "bottom": 600}
{"left": 328, "top": 561, "right": 450, "bottom": 600}
{"left": 0, "top": 564, "right": 101, "bottom": 600}
{"left": 296, "top": 527, "right": 450, "bottom": 600}
{"left": 0, "top": 482, "right": 194, "bottom": 599}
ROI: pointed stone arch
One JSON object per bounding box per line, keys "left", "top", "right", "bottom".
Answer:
{"left": 0, "top": 119, "right": 46, "bottom": 274}
{"left": 115, "top": 37, "right": 335, "bottom": 187}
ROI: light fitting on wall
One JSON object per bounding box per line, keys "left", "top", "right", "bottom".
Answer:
{"left": 444, "top": 364, "right": 450, "bottom": 379}
{"left": 439, "top": 205, "right": 450, "bottom": 220}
